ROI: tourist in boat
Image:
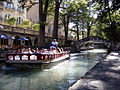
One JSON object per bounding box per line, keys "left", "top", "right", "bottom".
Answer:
{"left": 20, "top": 49, "right": 24, "bottom": 53}
{"left": 49, "top": 47, "right": 59, "bottom": 54}
{"left": 61, "top": 48, "right": 64, "bottom": 53}
{"left": 51, "top": 39, "right": 58, "bottom": 48}
{"left": 23, "top": 48, "right": 33, "bottom": 54}
{"left": 40, "top": 48, "right": 45, "bottom": 53}
{"left": 16, "top": 49, "right": 20, "bottom": 53}
{"left": 34, "top": 48, "right": 40, "bottom": 53}
{"left": 57, "top": 47, "right": 62, "bottom": 53}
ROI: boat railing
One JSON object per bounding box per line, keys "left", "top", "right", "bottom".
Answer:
{"left": 6, "top": 51, "right": 69, "bottom": 61}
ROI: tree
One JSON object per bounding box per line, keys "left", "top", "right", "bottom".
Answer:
{"left": 93, "top": 0, "right": 120, "bottom": 43}
{"left": 6, "top": 17, "right": 16, "bottom": 26}
{"left": 69, "top": 0, "right": 88, "bottom": 40}
{"left": 60, "top": 0, "right": 74, "bottom": 44}
{"left": 52, "top": 0, "right": 63, "bottom": 40}
{"left": 38, "top": 0, "right": 50, "bottom": 48}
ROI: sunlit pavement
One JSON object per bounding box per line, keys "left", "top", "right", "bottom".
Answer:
{"left": 69, "top": 51, "right": 120, "bottom": 90}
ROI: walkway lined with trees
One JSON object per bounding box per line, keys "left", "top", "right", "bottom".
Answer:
{"left": 69, "top": 51, "right": 120, "bottom": 90}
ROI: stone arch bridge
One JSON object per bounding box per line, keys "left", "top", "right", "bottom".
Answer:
{"left": 74, "top": 36, "right": 118, "bottom": 52}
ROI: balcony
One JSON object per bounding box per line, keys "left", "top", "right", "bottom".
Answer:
{"left": 4, "top": 7, "right": 15, "bottom": 12}
{"left": 0, "top": 24, "right": 39, "bottom": 36}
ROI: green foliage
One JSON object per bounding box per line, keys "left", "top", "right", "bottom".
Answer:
{"left": 6, "top": 17, "right": 16, "bottom": 26}
{"left": 21, "top": 20, "right": 31, "bottom": 28}
{"left": 32, "top": 24, "right": 40, "bottom": 31}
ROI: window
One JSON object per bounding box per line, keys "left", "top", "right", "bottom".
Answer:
{"left": 8, "top": 14, "right": 10, "bottom": 18}
{"left": 19, "top": 17, "right": 21, "bottom": 24}
{"left": 4, "top": 2, "right": 7, "bottom": 8}
{"left": 48, "top": 26, "right": 51, "bottom": 33}
{"left": 11, "top": 3, "right": 14, "bottom": 9}
{"left": 16, "top": 18, "right": 18, "bottom": 24}
{"left": 17, "top": 5, "right": 19, "bottom": 11}
{"left": 4, "top": 14, "right": 7, "bottom": 22}
{"left": 8, "top": 3, "right": 11, "bottom": 8}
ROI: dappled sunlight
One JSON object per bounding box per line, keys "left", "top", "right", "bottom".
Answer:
{"left": 110, "top": 52, "right": 119, "bottom": 55}
{"left": 106, "top": 52, "right": 120, "bottom": 60}
{"left": 110, "top": 66, "right": 120, "bottom": 71}
{"left": 86, "top": 49, "right": 107, "bottom": 53}
{"left": 106, "top": 55, "right": 119, "bottom": 60}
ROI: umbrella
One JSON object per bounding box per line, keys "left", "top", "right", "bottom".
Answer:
{"left": 0, "top": 34, "right": 6, "bottom": 39}
{"left": 18, "top": 37, "right": 28, "bottom": 40}
{"left": 6, "top": 36, "right": 15, "bottom": 39}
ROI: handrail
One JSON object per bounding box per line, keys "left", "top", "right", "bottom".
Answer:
{"left": 6, "top": 51, "right": 69, "bottom": 61}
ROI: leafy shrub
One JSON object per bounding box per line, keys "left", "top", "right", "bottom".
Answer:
{"left": 21, "top": 20, "right": 31, "bottom": 28}
{"left": 6, "top": 17, "right": 16, "bottom": 26}
{"left": 32, "top": 24, "right": 40, "bottom": 31}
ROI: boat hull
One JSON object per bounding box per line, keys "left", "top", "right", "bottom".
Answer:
{"left": 5, "top": 55, "right": 70, "bottom": 69}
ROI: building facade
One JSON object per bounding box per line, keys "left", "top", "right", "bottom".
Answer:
{"left": 0, "top": 0, "right": 26, "bottom": 25}
{"left": 27, "top": 2, "right": 73, "bottom": 45}
{"left": 0, "top": 0, "right": 74, "bottom": 48}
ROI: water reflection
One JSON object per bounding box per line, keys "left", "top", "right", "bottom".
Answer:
{"left": 0, "top": 49, "right": 107, "bottom": 90}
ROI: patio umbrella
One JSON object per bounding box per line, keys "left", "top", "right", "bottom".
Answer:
{"left": 0, "top": 34, "right": 6, "bottom": 48}
{"left": 18, "top": 37, "right": 28, "bottom": 40}
{"left": 6, "top": 36, "right": 15, "bottom": 39}
{"left": 0, "top": 33, "right": 6, "bottom": 39}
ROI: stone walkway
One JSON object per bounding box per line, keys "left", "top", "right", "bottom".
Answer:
{"left": 69, "top": 51, "right": 120, "bottom": 90}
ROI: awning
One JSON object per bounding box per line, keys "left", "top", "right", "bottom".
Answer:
{"left": 18, "top": 37, "right": 28, "bottom": 40}
{"left": 0, "top": 33, "right": 6, "bottom": 39}
{"left": 6, "top": 36, "right": 15, "bottom": 39}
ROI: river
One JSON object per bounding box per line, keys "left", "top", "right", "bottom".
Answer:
{"left": 0, "top": 49, "right": 107, "bottom": 90}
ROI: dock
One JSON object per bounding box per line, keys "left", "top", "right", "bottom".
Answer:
{"left": 69, "top": 51, "right": 120, "bottom": 90}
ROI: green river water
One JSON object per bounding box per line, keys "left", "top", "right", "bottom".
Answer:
{"left": 0, "top": 49, "right": 107, "bottom": 90}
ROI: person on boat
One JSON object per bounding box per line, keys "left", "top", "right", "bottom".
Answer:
{"left": 28, "top": 48, "right": 33, "bottom": 54}
{"left": 49, "top": 47, "right": 59, "bottom": 54}
{"left": 23, "top": 48, "right": 33, "bottom": 54}
{"left": 16, "top": 49, "right": 20, "bottom": 53}
{"left": 40, "top": 48, "right": 45, "bottom": 53}
{"left": 32, "top": 48, "right": 40, "bottom": 54}
{"left": 34, "top": 48, "right": 40, "bottom": 53}
{"left": 61, "top": 48, "right": 64, "bottom": 53}
{"left": 51, "top": 39, "right": 58, "bottom": 48}
{"left": 57, "top": 47, "right": 62, "bottom": 53}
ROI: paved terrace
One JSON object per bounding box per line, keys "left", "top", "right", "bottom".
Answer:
{"left": 69, "top": 51, "right": 120, "bottom": 90}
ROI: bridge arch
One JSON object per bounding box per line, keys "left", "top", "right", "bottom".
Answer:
{"left": 76, "top": 36, "right": 113, "bottom": 51}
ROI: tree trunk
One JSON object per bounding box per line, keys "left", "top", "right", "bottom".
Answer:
{"left": 38, "top": 0, "right": 49, "bottom": 48}
{"left": 65, "top": 15, "right": 69, "bottom": 44}
{"left": 53, "top": 0, "right": 60, "bottom": 40}
{"left": 87, "top": 25, "right": 91, "bottom": 38}
{"left": 82, "top": 31, "right": 84, "bottom": 39}
{"left": 76, "top": 25, "right": 79, "bottom": 41}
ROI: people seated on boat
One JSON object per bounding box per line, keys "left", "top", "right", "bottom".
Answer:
{"left": 57, "top": 47, "right": 62, "bottom": 53}
{"left": 20, "top": 49, "right": 24, "bottom": 54}
{"left": 33, "top": 48, "right": 40, "bottom": 54}
{"left": 61, "top": 48, "right": 64, "bottom": 53}
{"left": 23, "top": 48, "right": 33, "bottom": 54}
{"left": 51, "top": 39, "right": 58, "bottom": 48}
{"left": 15, "top": 49, "right": 20, "bottom": 54}
{"left": 49, "top": 47, "right": 59, "bottom": 54}
{"left": 40, "top": 48, "right": 49, "bottom": 54}
{"left": 40, "top": 48, "right": 45, "bottom": 53}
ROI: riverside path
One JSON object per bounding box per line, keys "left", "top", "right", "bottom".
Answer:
{"left": 69, "top": 51, "right": 120, "bottom": 90}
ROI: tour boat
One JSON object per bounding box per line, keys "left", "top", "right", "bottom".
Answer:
{"left": 6, "top": 51, "right": 70, "bottom": 68}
